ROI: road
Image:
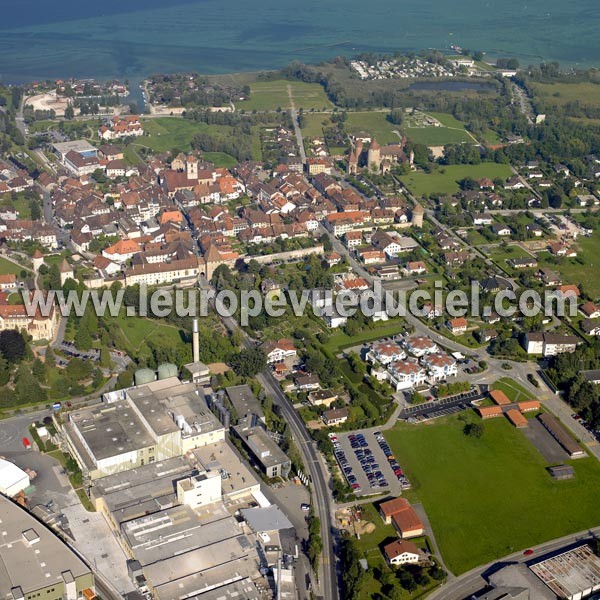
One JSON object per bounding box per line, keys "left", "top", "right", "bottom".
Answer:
{"left": 288, "top": 85, "right": 307, "bottom": 166}
{"left": 509, "top": 81, "right": 535, "bottom": 124}
{"left": 212, "top": 297, "right": 338, "bottom": 600}
{"left": 427, "top": 526, "right": 600, "bottom": 600}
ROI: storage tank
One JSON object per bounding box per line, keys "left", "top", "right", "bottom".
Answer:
{"left": 157, "top": 363, "right": 178, "bottom": 380}
{"left": 134, "top": 368, "right": 156, "bottom": 386}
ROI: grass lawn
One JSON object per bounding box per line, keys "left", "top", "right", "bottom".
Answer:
{"left": 492, "top": 377, "right": 531, "bottom": 402}
{"left": 113, "top": 313, "right": 182, "bottom": 351}
{"left": 202, "top": 151, "right": 238, "bottom": 167}
{"left": 401, "top": 163, "right": 513, "bottom": 197}
{"left": 485, "top": 244, "right": 535, "bottom": 274}
{"left": 236, "top": 80, "right": 332, "bottom": 111}
{"left": 300, "top": 113, "right": 332, "bottom": 139}
{"left": 323, "top": 318, "right": 407, "bottom": 354}
{"left": 345, "top": 112, "right": 401, "bottom": 144}
{"left": 531, "top": 81, "right": 600, "bottom": 111}
{"left": 385, "top": 414, "right": 600, "bottom": 574}
{"left": 403, "top": 126, "right": 472, "bottom": 146}
{"left": 538, "top": 230, "right": 600, "bottom": 300}
{"left": 140, "top": 117, "right": 227, "bottom": 153}
{"left": 0, "top": 257, "right": 24, "bottom": 275}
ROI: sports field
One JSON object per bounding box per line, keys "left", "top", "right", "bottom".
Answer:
{"left": 385, "top": 414, "right": 600, "bottom": 574}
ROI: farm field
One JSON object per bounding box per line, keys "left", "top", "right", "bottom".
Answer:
{"left": 531, "top": 81, "right": 600, "bottom": 111}
{"left": 384, "top": 414, "right": 600, "bottom": 574}
{"left": 401, "top": 163, "right": 513, "bottom": 197}
{"left": 236, "top": 80, "right": 332, "bottom": 111}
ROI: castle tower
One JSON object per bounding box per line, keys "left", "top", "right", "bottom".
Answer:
{"left": 59, "top": 259, "right": 74, "bottom": 286}
{"left": 367, "top": 138, "right": 381, "bottom": 173}
{"left": 32, "top": 249, "right": 44, "bottom": 272}
{"left": 203, "top": 244, "right": 222, "bottom": 280}
{"left": 347, "top": 148, "right": 358, "bottom": 174}
{"left": 186, "top": 155, "right": 198, "bottom": 180}
{"left": 411, "top": 203, "right": 424, "bottom": 228}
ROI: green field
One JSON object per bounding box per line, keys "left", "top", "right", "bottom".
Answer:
{"left": 323, "top": 317, "right": 407, "bottom": 354}
{"left": 236, "top": 80, "right": 332, "bottom": 111}
{"left": 531, "top": 81, "right": 600, "bottom": 111}
{"left": 401, "top": 163, "right": 513, "bottom": 197}
{"left": 385, "top": 415, "right": 600, "bottom": 574}
{"left": 344, "top": 110, "right": 473, "bottom": 147}
{"left": 538, "top": 229, "right": 600, "bottom": 300}
{"left": 491, "top": 377, "right": 531, "bottom": 402}
{"left": 113, "top": 313, "right": 183, "bottom": 351}
{"left": 0, "top": 257, "right": 24, "bottom": 275}
{"left": 300, "top": 113, "right": 332, "bottom": 138}
{"left": 485, "top": 244, "right": 536, "bottom": 274}
{"left": 345, "top": 112, "right": 401, "bottom": 144}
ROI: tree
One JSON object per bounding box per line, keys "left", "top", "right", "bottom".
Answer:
{"left": 229, "top": 347, "right": 267, "bottom": 378}
{"left": 44, "top": 346, "right": 55, "bottom": 369}
{"left": 32, "top": 357, "right": 46, "bottom": 383}
{"left": 388, "top": 108, "right": 404, "bottom": 125}
{"left": 0, "top": 330, "right": 26, "bottom": 363}
{"left": 464, "top": 421, "right": 484, "bottom": 438}
{"left": 64, "top": 105, "right": 74, "bottom": 120}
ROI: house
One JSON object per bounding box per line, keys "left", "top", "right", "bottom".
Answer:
{"left": 322, "top": 408, "right": 349, "bottom": 426}
{"left": 325, "top": 252, "right": 342, "bottom": 267}
{"left": 582, "top": 319, "right": 600, "bottom": 337}
{"left": 581, "top": 301, "right": 600, "bottom": 319}
{"left": 261, "top": 339, "right": 297, "bottom": 364}
{"left": 517, "top": 400, "right": 540, "bottom": 413}
{"left": 447, "top": 317, "right": 468, "bottom": 335}
{"left": 505, "top": 176, "right": 525, "bottom": 190}
{"left": 383, "top": 540, "right": 423, "bottom": 567}
{"left": 0, "top": 274, "right": 17, "bottom": 290}
{"left": 479, "top": 276, "right": 512, "bottom": 293}
{"left": 472, "top": 214, "right": 493, "bottom": 226}
{"left": 343, "top": 231, "right": 363, "bottom": 248}
{"left": 295, "top": 373, "right": 321, "bottom": 391}
{"left": 308, "top": 389, "right": 338, "bottom": 407}
{"left": 557, "top": 284, "right": 580, "bottom": 299}
{"left": 358, "top": 249, "right": 386, "bottom": 265}
{"left": 526, "top": 223, "right": 543, "bottom": 237}
{"left": 421, "top": 303, "right": 442, "bottom": 320}
{"left": 576, "top": 193, "right": 599, "bottom": 207}
{"left": 491, "top": 223, "right": 512, "bottom": 236}
{"left": 537, "top": 268, "right": 561, "bottom": 286}
{"left": 403, "top": 261, "right": 427, "bottom": 276}
{"left": 508, "top": 257, "right": 537, "bottom": 269}
{"left": 477, "top": 328, "right": 498, "bottom": 343}
{"left": 444, "top": 251, "right": 470, "bottom": 266}
{"left": 379, "top": 498, "right": 424, "bottom": 539}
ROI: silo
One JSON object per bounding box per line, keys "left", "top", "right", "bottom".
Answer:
{"left": 157, "top": 363, "right": 178, "bottom": 380}
{"left": 134, "top": 368, "right": 156, "bottom": 386}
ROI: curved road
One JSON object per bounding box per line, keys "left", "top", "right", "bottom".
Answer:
{"left": 213, "top": 300, "right": 339, "bottom": 600}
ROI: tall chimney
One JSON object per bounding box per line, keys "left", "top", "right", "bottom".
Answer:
{"left": 192, "top": 318, "right": 200, "bottom": 363}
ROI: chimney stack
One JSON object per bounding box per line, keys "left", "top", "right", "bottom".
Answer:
{"left": 192, "top": 319, "right": 200, "bottom": 363}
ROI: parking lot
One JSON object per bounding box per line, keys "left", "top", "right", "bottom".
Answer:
{"left": 401, "top": 388, "right": 482, "bottom": 419}
{"left": 332, "top": 430, "right": 403, "bottom": 497}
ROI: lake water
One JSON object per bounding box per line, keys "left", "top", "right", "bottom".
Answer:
{"left": 0, "top": 0, "right": 599, "bottom": 85}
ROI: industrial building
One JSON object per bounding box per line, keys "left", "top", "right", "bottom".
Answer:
{"left": 0, "top": 459, "right": 30, "bottom": 497}
{"left": 538, "top": 413, "right": 586, "bottom": 458}
{"left": 0, "top": 495, "right": 95, "bottom": 600}
{"left": 233, "top": 424, "right": 292, "bottom": 479}
{"left": 530, "top": 544, "right": 600, "bottom": 600}
{"left": 64, "top": 377, "right": 225, "bottom": 479}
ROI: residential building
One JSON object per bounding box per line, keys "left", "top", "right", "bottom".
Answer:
{"left": 379, "top": 498, "right": 424, "bottom": 538}
{"left": 322, "top": 408, "right": 349, "bottom": 426}
{"left": 387, "top": 359, "right": 427, "bottom": 391}
{"left": 261, "top": 338, "right": 297, "bottom": 364}
{"left": 233, "top": 425, "right": 291, "bottom": 478}
{"left": 383, "top": 539, "right": 423, "bottom": 566}
{"left": 421, "top": 352, "right": 458, "bottom": 382}
{"left": 523, "top": 332, "right": 579, "bottom": 356}
{"left": 447, "top": 317, "right": 468, "bottom": 335}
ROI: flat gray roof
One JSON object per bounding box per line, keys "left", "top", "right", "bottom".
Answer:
{"left": 69, "top": 400, "right": 155, "bottom": 461}
{"left": 185, "top": 578, "right": 261, "bottom": 600}
{"left": 0, "top": 495, "right": 91, "bottom": 596}
{"left": 52, "top": 140, "right": 96, "bottom": 155}
{"left": 240, "top": 506, "right": 293, "bottom": 533}
{"left": 239, "top": 426, "right": 291, "bottom": 469}
{"left": 226, "top": 384, "right": 264, "bottom": 421}
{"left": 122, "top": 502, "right": 237, "bottom": 566}
{"left": 141, "top": 536, "right": 258, "bottom": 589}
